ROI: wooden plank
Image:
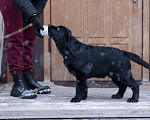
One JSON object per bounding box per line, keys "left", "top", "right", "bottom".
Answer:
{"left": 43, "top": 0, "right": 51, "bottom": 82}
{"left": 128, "top": 0, "right": 142, "bottom": 80}
{"left": 143, "top": 0, "right": 150, "bottom": 81}
{"left": 0, "top": 82, "right": 150, "bottom": 119}
{"left": 0, "top": 12, "right": 4, "bottom": 78}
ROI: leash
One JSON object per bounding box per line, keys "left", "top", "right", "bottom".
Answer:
{"left": 4, "top": 23, "right": 33, "bottom": 39}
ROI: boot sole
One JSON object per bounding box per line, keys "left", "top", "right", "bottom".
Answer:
{"left": 10, "top": 90, "right": 37, "bottom": 99}
{"left": 35, "top": 86, "right": 51, "bottom": 94}
{"left": 19, "top": 94, "right": 37, "bottom": 99}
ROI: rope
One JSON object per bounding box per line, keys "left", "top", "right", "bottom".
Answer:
{"left": 4, "top": 23, "right": 33, "bottom": 39}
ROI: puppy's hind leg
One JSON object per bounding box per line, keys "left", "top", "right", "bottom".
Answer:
{"left": 71, "top": 77, "right": 88, "bottom": 102}
{"left": 122, "top": 76, "right": 139, "bottom": 102}
{"left": 127, "top": 77, "right": 139, "bottom": 102}
{"left": 111, "top": 78, "right": 127, "bottom": 99}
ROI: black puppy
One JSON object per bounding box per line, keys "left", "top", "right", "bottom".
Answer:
{"left": 48, "top": 25, "right": 150, "bottom": 103}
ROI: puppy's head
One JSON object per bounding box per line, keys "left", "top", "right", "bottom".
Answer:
{"left": 48, "top": 25, "right": 72, "bottom": 46}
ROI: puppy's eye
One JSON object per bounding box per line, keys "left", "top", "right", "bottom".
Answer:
{"left": 57, "top": 27, "right": 60, "bottom": 31}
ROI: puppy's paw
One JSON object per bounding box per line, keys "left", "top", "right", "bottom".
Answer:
{"left": 111, "top": 94, "right": 123, "bottom": 99}
{"left": 127, "top": 98, "right": 138, "bottom": 102}
{"left": 82, "top": 96, "right": 87, "bottom": 100}
{"left": 71, "top": 97, "right": 81, "bottom": 102}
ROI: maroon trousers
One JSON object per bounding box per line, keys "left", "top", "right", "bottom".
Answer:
{"left": 0, "top": 0, "right": 36, "bottom": 74}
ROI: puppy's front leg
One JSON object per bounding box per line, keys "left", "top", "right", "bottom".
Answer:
{"left": 71, "top": 78, "right": 88, "bottom": 102}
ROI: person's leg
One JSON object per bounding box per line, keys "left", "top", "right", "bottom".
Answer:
{"left": 22, "top": 24, "right": 51, "bottom": 94}
{"left": 0, "top": 0, "right": 24, "bottom": 74}
{"left": 23, "top": 26, "right": 36, "bottom": 74}
{"left": 0, "top": 0, "right": 37, "bottom": 99}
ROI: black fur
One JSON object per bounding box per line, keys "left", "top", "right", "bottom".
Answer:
{"left": 48, "top": 25, "right": 150, "bottom": 103}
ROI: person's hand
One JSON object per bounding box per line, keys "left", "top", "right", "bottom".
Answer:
{"left": 31, "top": 14, "right": 44, "bottom": 38}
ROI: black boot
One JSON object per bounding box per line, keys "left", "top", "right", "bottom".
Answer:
{"left": 23, "top": 71, "right": 51, "bottom": 94}
{"left": 10, "top": 74, "right": 37, "bottom": 99}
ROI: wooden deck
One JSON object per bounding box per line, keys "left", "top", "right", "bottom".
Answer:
{"left": 0, "top": 82, "right": 150, "bottom": 119}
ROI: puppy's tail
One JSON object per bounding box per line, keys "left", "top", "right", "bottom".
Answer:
{"left": 123, "top": 51, "right": 150, "bottom": 69}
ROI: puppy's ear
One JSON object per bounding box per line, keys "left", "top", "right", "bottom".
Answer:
{"left": 65, "top": 29, "right": 72, "bottom": 39}
{"left": 63, "top": 29, "right": 72, "bottom": 46}
{"left": 67, "top": 29, "right": 72, "bottom": 36}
